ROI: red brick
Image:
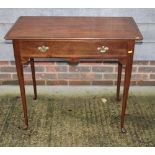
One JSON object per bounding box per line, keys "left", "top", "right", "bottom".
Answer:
{"left": 1, "top": 60, "right": 155, "bottom": 86}
{"left": 23, "top": 66, "right": 45, "bottom": 72}
{"left": 114, "top": 76, "right": 148, "bottom": 85}
{"left": 0, "top": 66, "right": 16, "bottom": 72}
{"left": 32, "top": 73, "right": 43, "bottom": 79}
{"left": 69, "top": 80, "right": 91, "bottom": 85}
{"left": 81, "top": 73, "right": 102, "bottom": 80}
{"left": 137, "top": 81, "right": 155, "bottom": 86}
{"left": 114, "top": 81, "right": 137, "bottom": 86}
{"left": 69, "top": 66, "right": 91, "bottom": 72}
{"left": 131, "top": 74, "right": 149, "bottom": 80}
{"left": 92, "top": 81, "right": 113, "bottom": 85}
{"left": 1, "top": 80, "right": 46, "bottom": 85}
{"left": 150, "top": 61, "right": 155, "bottom": 65}
{"left": 92, "top": 66, "right": 113, "bottom": 72}
{"left": 132, "top": 66, "right": 138, "bottom": 72}
{"left": 58, "top": 73, "right": 80, "bottom": 80}
{"left": 24, "top": 81, "right": 33, "bottom": 85}
{"left": 138, "top": 67, "right": 155, "bottom": 73}
{"left": 1, "top": 80, "right": 18, "bottom": 85}
{"left": 114, "top": 66, "right": 136, "bottom": 72}
{"left": 0, "top": 61, "right": 9, "bottom": 65}
{"left": 129, "top": 81, "right": 137, "bottom": 86}
{"left": 150, "top": 74, "right": 155, "bottom": 79}
{"left": 12, "top": 74, "right": 32, "bottom": 80}
{"left": 134, "top": 61, "right": 149, "bottom": 65}
{"left": 25, "top": 80, "right": 45, "bottom": 85}
{"left": 46, "top": 66, "right": 68, "bottom": 72}
{"left": 12, "top": 73, "right": 57, "bottom": 80}
{"left": 47, "top": 80, "right": 68, "bottom": 85}
{"left": 12, "top": 74, "right": 17, "bottom": 80}
{"left": 44, "top": 74, "right": 57, "bottom": 80}
{"left": 104, "top": 74, "right": 118, "bottom": 80}
{"left": 28, "top": 73, "right": 56, "bottom": 80}
{"left": 0, "top": 74, "right": 11, "bottom": 80}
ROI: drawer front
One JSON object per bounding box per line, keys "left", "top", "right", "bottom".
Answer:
{"left": 19, "top": 40, "right": 128, "bottom": 58}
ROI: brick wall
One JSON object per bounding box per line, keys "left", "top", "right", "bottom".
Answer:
{"left": 0, "top": 60, "right": 155, "bottom": 86}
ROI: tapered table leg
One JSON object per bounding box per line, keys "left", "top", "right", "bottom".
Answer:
{"left": 14, "top": 56, "right": 28, "bottom": 128}
{"left": 13, "top": 40, "right": 28, "bottom": 128}
{"left": 116, "top": 62, "right": 122, "bottom": 101}
{"left": 121, "top": 54, "right": 134, "bottom": 133}
{"left": 30, "top": 58, "right": 37, "bottom": 100}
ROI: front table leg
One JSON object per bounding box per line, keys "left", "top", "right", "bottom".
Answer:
{"left": 121, "top": 64, "right": 132, "bottom": 133}
{"left": 121, "top": 42, "right": 134, "bottom": 133}
{"left": 15, "top": 56, "right": 28, "bottom": 128}
{"left": 13, "top": 41, "right": 28, "bottom": 129}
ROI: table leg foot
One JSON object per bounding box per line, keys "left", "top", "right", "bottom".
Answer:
{"left": 23, "top": 124, "right": 28, "bottom": 130}
{"left": 121, "top": 128, "right": 127, "bottom": 133}
{"left": 18, "top": 124, "right": 28, "bottom": 130}
{"left": 33, "top": 96, "right": 37, "bottom": 100}
{"left": 115, "top": 98, "right": 121, "bottom": 102}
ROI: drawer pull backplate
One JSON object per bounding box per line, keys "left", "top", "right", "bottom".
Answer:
{"left": 97, "top": 46, "right": 109, "bottom": 53}
{"left": 38, "top": 45, "right": 49, "bottom": 52}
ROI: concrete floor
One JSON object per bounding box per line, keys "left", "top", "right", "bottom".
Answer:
{"left": 0, "top": 85, "right": 155, "bottom": 146}
{"left": 0, "top": 86, "right": 155, "bottom": 96}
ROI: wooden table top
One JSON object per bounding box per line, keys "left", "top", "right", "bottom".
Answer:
{"left": 5, "top": 16, "right": 143, "bottom": 40}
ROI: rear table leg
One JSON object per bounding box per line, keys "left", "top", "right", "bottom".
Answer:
{"left": 116, "top": 62, "right": 122, "bottom": 101}
{"left": 30, "top": 58, "right": 37, "bottom": 100}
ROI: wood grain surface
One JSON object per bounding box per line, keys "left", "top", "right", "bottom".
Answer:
{"left": 5, "top": 16, "right": 143, "bottom": 40}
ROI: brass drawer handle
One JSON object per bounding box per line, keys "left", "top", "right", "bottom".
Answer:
{"left": 97, "top": 46, "right": 109, "bottom": 53}
{"left": 38, "top": 45, "right": 49, "bottom": 52}
{"left": 128, "top": 50, "right": 133, "bottom": 54}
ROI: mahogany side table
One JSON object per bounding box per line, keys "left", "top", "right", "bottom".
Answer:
{"left": 4, "top": 16, "right": 143, "bottom": 132}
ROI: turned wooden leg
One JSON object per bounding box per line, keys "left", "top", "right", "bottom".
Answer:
{"left": 14, "top": 56, "right": 28, "bottom": 128}
{"left": 30, "top": 58, "right": 37, "bottom": 100}
{"left": 116, "top": 62, "right": 122, "bottom": 101}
